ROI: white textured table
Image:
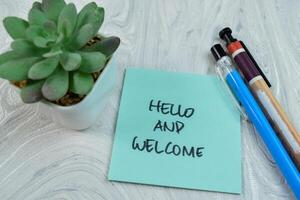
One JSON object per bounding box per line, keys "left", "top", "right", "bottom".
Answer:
{"left": 1, "top": 0, "right": 300, "bottom": 199}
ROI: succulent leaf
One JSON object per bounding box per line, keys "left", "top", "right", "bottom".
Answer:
{"left": 32, "top": 1, "right": 42, "bottom": 10}
{"left": 43, "top": 21, "right": 57, "bottom": 37}
{"left": 75, "top": 2, "right": 97, "bottom": 30}
{"left": 71, "top": 24, "right": 94, "bottom": 50}
{"left": 85, "top": 7, "right": 104, "bottom": 35}
{"left": 28, "top": 56, "right": 59, "bottom": 80}
{"left": 33, "top": 36, "right": 52, "bottom": 48}
{"left": 79, "top": 51, "right": 106, "bottom": 73}
{"left": 56, "top": 32, "right": 64, "bottom": 44}
{"left": 11, "top": 39, "right": 46, "bottom": 56}
{"left": 92, "top": 7, "right": 105, "bottom": 34}
{"left": 83, "top": 36, "right": 120, "bottom": 57}
{"left": 20, "top": 80, "right": 44, "bottom": 103}
{"left": 28, "top": 7, "right": 48, "bottom": 25}
{"left": 57, "top": 3, "right": 77, "bottom": 37}
{"left": 70, "top": 71, "right": 94, "bottom": 95}
{"left": 3, "top": 17, "right": 29, "bottom": 39}
{"left": 60, "top": 52, "right": 81, "bottom": 71}
{"left": 43, "top": 46, "right": 63, "bottom": 57}
{"left": 41, "top": 0, "right": 66, "bottom": 21}
{"left": 26, "top": 25, "right": 43, "bottom": 41}
{"left": 0, "top": 57, "right": 39, "bottom": 81}
{"left": 0, "top": 51, "right": 21, "bottom": 65}
{"left": 11, "top": 39, "right": 33, "bottom": 52}
{"left": 42, "top": 66, "right": 69, "bottom": 100}
{"left": 75, "top": 3, "right": 104, "bottom": 34}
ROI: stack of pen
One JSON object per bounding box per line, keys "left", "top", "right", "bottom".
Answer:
{"left": 210, "top": 27, "right": 300, "bottom": 199}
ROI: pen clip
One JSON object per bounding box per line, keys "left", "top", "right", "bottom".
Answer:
{"left": 215, "top": 67, "right": 248, "bottom": 121}
{"left": 240, "top": 41, "right": 272, "bottom": 87}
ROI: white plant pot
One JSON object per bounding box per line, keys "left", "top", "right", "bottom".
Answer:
{"left": 11, "top": 58, "right": 117, "bottom": 130}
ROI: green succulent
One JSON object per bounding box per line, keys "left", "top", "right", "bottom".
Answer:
{"left": 0, "top": 0, "right": 120, "bottom": 103}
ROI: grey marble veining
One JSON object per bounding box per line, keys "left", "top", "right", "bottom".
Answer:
{"left": 0, "top": 0, "right": 299, "bottom": 199}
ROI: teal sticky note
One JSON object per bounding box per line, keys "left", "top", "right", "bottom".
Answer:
{"left": 108, "top": 68, "right": 241, "bottom": 194}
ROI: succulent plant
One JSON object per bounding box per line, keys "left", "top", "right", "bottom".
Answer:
{"left": 0, "top": 0, "right": 120, "bottom": 103}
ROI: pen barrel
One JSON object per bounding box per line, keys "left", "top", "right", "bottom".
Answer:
{"left": 215, "top": 57, "right": 248, "bottom": 120}
{"left": 228, "top": 41, "right": 300, "bottom": 172}
{"left": 227, "top": 41, "right": 260, "bottom": 82}
{"left": 225, "top": 70, "right": 300, "bottom": 199}
{"left": 249, "top": 76, "right": 300, "bottom": 171}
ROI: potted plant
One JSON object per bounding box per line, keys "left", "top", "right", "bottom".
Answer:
{"left": 0, "top": 0, "right": 120, "bottom": 130}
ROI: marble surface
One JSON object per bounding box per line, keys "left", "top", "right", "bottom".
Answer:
{"left": 0, "top": 0, "right": 299, "bottom": 199}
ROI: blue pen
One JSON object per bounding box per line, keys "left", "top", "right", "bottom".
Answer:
{"left": 211, "top": 44, "right": 300, "bottom": 199}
